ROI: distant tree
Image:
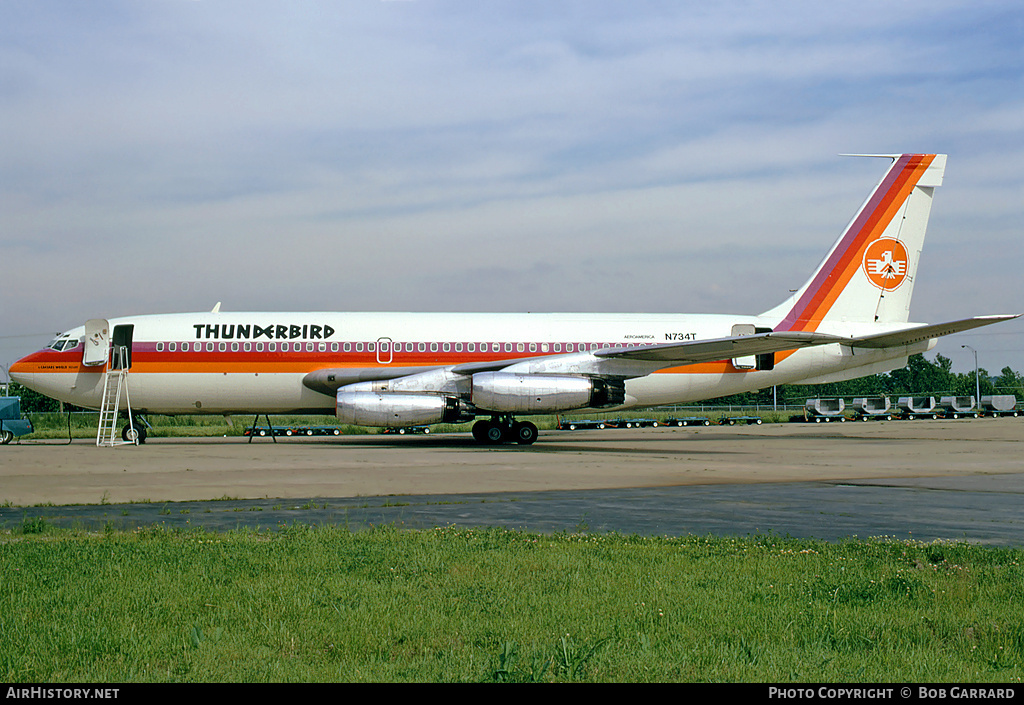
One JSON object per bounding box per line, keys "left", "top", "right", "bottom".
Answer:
{"left": 697, "top": 354, "right": 1023, "bottom": 406}
{"left": 994, "top": 367, "right": 1024, "bottom": 401}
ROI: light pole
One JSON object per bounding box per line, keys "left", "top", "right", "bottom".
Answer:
{"left": 961, "top": 345, "right": 980, "bottom": 403}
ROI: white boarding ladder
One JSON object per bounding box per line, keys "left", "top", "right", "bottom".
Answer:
{"left": 96, "top": 345, "right": 136, "bottom": 446}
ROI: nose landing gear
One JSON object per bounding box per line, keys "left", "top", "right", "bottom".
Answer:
{"left": 120, "top": 416, "right": 148, "bottom": 444}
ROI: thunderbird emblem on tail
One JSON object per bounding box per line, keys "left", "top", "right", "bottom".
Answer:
{"left": 863, "top": 238, "right": 909, "bottom": 290}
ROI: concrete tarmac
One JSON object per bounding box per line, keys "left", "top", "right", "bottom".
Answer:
{"left": 2, "top": 419, "right": 1022, "bottom": 543}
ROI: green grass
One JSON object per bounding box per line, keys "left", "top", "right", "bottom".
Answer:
{"left": 1, "top": 525, "right": 1022, "bottom": 682}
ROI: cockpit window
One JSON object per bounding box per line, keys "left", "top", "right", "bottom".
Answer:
{"left": 46, "top": 335, "right": 81, "bottom": 352}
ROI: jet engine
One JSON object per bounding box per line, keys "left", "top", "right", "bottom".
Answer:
{"left": 470, "top": 372, "right": 625, "bottom": 413}
{"left": 336, "top": 390, "right": 463, "bottom": 427}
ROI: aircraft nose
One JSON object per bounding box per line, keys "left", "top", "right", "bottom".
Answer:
{"left": 8, "top": 355, "right": 35, "bottom": 386}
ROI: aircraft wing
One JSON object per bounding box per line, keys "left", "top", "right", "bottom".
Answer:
{"left": 841, "top": 315, "right": 1020, "bottom": 349}
{"left": 303, "top": 317, "right": 1018, "bottom": 396}
{"left": 594, "top": 331, "right": 844, "bottom": 364}
{"left": 304, "top": 331, "right": 845, "bottom": 395}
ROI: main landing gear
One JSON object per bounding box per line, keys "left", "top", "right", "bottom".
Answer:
{"left": 471, "top": 416, "right": 539, "bottom": 445}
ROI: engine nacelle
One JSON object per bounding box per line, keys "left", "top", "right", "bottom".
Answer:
{"left": 470, "top": 372, "right": 624, "bottom": 414}
{"left": 336, "top": 390, "right": 462, "bottom": 427}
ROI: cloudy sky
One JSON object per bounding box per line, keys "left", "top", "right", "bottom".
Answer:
{"left": 2, "top": 0, "right": 1022, "bottom": 381}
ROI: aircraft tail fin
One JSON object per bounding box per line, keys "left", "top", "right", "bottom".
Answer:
{"left": 764, "top": 154, "right": 946, "bottom": 331}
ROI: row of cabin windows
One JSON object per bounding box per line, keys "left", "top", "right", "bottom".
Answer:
{"left": 153, "top": 341, "right": 650, "bottom": 354}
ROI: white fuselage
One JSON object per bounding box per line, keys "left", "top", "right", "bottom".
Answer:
{"left": 11, "top": 311, "right": 930, "bottom": 416}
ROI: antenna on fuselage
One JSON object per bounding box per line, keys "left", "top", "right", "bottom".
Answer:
{"left": 211, "top": 302, "right": 222, "bottom": 314}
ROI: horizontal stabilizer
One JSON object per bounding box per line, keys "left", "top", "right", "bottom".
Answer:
{"left": 843, "top": 315, "right": 1021, "bottom": 349}
{"left": 596, "top": 331, "right": 843, "bottom": 364}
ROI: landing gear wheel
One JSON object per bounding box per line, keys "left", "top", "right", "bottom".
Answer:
{"left": 484, "top": 422, "right": 506, "bottom": 444}
{"left": 121, "top": 424, "right": 147, "bottom": 444}
{"left": 472, "top": 420, "right": 491, "bottom": 442}
{"left": 513, "top": 421, "right": 538, "bottom": 445}
{"left": 1, "top": 430, "right": 13, "bottom": 445}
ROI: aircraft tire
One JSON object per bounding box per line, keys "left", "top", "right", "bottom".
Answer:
{"left": 484, "top": 422, "right": 505, "bottom": 444}
{"left": 513, "top": 421, "right": 538, "bottom": 445}
{"left": 1, "top": 430, "right": 13, "bottom": 445}
{"left": 121, "top": 424, "right": 146, "bottom": 444}
{"left": 472, "top": 420, "right": 490, "bottom": 442}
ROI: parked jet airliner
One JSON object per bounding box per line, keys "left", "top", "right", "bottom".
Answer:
{"left": 9, "top": 154, "right": 1018, "bottom": 444}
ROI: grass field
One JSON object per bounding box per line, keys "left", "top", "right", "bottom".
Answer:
{"left": 2, "top": 524, "right": 1022, "bottom": 683}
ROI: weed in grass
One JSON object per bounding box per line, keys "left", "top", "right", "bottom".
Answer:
{"left": 554, "top": 634, "right": 609, "bottom": 680}
{"left": 20, "top": 516, "right": 48, "bottom": 535}
{"left": 488, "top": 641, "right": 550, "bottom": 683}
